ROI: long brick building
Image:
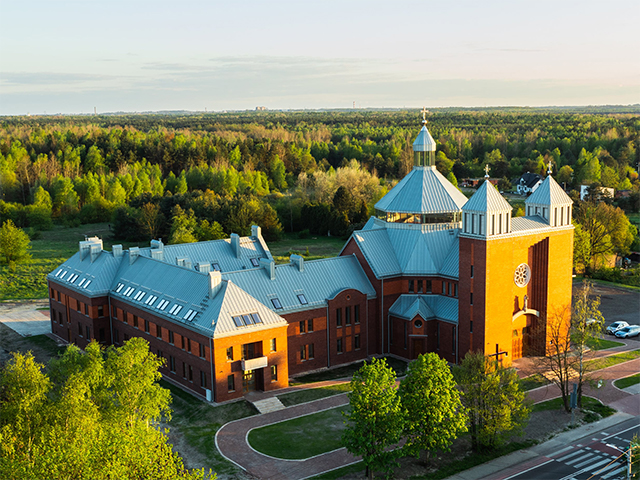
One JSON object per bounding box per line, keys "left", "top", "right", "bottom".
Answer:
{"left": 48, "top": 119, "right": 574, "bottom": 403}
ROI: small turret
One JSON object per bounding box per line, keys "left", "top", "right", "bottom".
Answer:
{"left": 525, "top": 168, "right": 572, "bottom": 227}
{"left": 462, "top": 179, "right": 512, "bottom": 237}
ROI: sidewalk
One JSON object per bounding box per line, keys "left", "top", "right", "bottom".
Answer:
{"left": 0, "top": 299, "right": 51, "bottom": 336}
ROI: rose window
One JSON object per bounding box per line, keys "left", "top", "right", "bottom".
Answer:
{"left": 514, "top": 263, "right": 531, "bottom": 288}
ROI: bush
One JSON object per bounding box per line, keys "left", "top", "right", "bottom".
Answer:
{"left": 298, "top": 229, "right": 310, "bottom": 239}
{"left": 591, "top": 267, "right": 640, "bottom": 287}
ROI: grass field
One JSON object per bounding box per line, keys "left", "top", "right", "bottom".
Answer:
{"left": 586, "top": 337, "right": 625, "bottom": 351}
{"left": 586, "top": 349, "right": 640, "bottom": 370}
{"left": 290, "top": 357, "right": 408, "bottom": 384}
{"left": 247, "top": 405, "right": 349, "bottom": 459}
{"left": 519, "top": 373, "right": 550, "bottom": 391}
{"left": 614, "top": 373, "right": 640, "bottom": 389}
{"left": 268, "top": 232, "right": 346, "bottom": 264}
{"left": 0, "top": 222, "right": 143, "bottom": 301}
{"left": 278, "top": 383, "right": 351, "bottom": 407}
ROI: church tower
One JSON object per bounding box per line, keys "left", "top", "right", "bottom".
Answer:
{"left": 458, "top": 172, "right": 574, "bottom": 364}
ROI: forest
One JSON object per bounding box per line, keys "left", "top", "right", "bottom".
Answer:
{"left": 0, "top": 109, "right": 638, "bottom": 290}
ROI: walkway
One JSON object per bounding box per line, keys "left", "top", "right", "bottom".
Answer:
{"left": 0, "top": 299, "right": 51, "bottom": 336}
{"left": 216, "top": 392, "right": 357, "bottom": 480}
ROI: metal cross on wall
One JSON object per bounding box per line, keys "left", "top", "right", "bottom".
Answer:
{"left": 487, "top": 343, "right": 508, "bottom": 367}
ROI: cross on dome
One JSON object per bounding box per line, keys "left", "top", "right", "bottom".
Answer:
{"left": 547, "top": 159, "right": 553, "bottom": 175}
{"left": 421, "top": 107, "right": 429, "bottom": 124}
{"left": 484, "top": 164, "right": 490, "bottom": 178}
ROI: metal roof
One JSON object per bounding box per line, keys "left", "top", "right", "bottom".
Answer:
{"left": 374, "top": 166, "right": 469, "bottom": 215}
{"left": 388, "top": 294, "right": 458, "bottom": 323}
{"left": 511, "top": 215, "right": 556, "bottom": 232}
{"left": 222, "top": 255, "right": 376, "bottom": 314}
{"left": 462, "top": 180, "right": 512, "bottom": 212}
{"left": 110, "top": 254, "right": 286, "bottom": 337}
{"left": 526, "top": 175, "right": 572, "bottom": 206}
{"left": 412, "top": 125, "right": 436, "bottom": 152}
{"left": 137, "top": 235, "right": 271, "bottom": 273}
{"left": 350, "top": 223, "right": 459, "bottom": 279}
{"left": 48, "top": 250, "right": 121, "bottom": 297}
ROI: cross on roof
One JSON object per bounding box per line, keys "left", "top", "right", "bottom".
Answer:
{"left": 421, "top": 107, "right": 429, "bottom": 124}
{"left": 547, "top": 159, "right": 553, "bottom": 175}
{"left": 484, "top": 164, "right": 490, "bottom": 178}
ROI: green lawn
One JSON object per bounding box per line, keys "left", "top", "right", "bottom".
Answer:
{"left": 1, "top": 222, "right": 140, "bottom": 301}
{"left": 268, "top": 233, "right": 346, "bottom": 262}
{"left": 519, "top": 373, "right": 550, "bottom": 391}
{"left": 278, "top": 383, "right": 351, "bottom": 407}
{"left": 586, "top": 337, "right": 625, "bottom": 351}
{"left": 586, "top": 349, "right": 640, "bottom": 370}
{"left": 247, "top": 405, "right": 349, "bottom": 459}
{"left": 614, "top": 373, "right": 640, "bottom": 389}
{"left": 532, "top": 395, "right": 606, "bottom": 413}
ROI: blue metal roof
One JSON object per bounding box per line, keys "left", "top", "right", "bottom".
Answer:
{"left": 375, "top": 166, "right": 468, "bottom": 215}
{"left": 462, "top": 180, "right": 512, "bottom": 212}
{"left": 526, "top": 175, "right": 572, "bottom": 206}
{"left": 388, "top": 294, "right": 458, "bottom": 323}
{"left": 48, "top": 250, "right": 121, "bottom": 297}
{"left": 222, "top": 255, "right": 376, "bottom": 315}
{"left": 412, "top": 125, "right": 436, "bottom": 152}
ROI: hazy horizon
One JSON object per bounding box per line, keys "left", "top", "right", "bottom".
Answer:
{"left": 1, "top": 0, "right": 638, "bottom": 116}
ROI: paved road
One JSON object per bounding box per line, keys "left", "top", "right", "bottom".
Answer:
{"left": 498, "top": 417, "right": 639, "bottom": 480}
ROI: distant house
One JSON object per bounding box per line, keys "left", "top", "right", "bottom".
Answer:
{"left": 516, "top": 173, "right": 543, "bottom": 195}
{"left": 461, "top": 178, "right": 499, "bottom": 188}
{"left": 580, "top": 185, "right": 614, "bottom": 201}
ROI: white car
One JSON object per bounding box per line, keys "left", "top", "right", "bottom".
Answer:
{"left": 615, "top": 325, "right": 640, "bottom": 339}
{"left": 606, "top": 321, "right": 629, "bottom": 335}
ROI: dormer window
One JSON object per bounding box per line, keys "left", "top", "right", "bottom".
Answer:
{"left": 250, "top": 258, "right": 260, "bottom": 267}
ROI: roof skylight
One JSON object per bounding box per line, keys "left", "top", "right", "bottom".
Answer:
{"left": 157, "top": 299, "right": 170, "bottom": 310}
{"left": 183, "top": 309, "right": 197, "bottom": 321}
{"left": 297, "top": 294, "right": 308, "bottom": 305}
{"left": 59, "top": 271, "right": 67, "bottom": 280}
{"left": 271, "top": 298, "right": 283, "bottom": 309}
{"left": 250, "top": 258, "right": 260, "bottom": 267}
{"left": 145, "top": 295, "right": 158, "bottom": 306}
{"left": 232, "top": 312, "right": 263, "bottom": 328}
{"left": 55, "top": 269, "right": 62, "bottom": 277}
{"left": 78, "top": 278, "right": 87, "bottom": 288}
{"left": 168, "top": 304, "right": 183, "bottom": 316}
{"left": 115, "top": 283, "right": 124, "bottom": 293}
{"left": 133, "top": 291, "right": 145, "bottom": 301}
{"left": 123, "top": 287, "right": 134, "bottom": 297}
{"left": 83, "top": 280, "right": 92, "bottom": 288}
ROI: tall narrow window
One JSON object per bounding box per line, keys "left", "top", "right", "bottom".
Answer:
{"left": 354, "top": 335, "right": 361, "bottom": 350}
{"left": 437, "top": 323, "right": 440, "bottom": 349}
{"left": 471, "top": 265, "right": 474, "bottom": 278}
{"left": 169, "top": 330, "right": 174, "bottom": 344}
{"left": 133, "top": 315, "right": 138, "bottom": 328}
{"left": 270, "top": 338, "right": 276, "bottom": 352}
{"left": 447, "top": 283, "right": 451, "bottom": 296}
{"left": 299, "top": 320, "right": 306, "bottom": 334}
{"left": 227, "top": 374, "right": 235, "bottom": 392}
{"left": 97, "top": 306, "right": 104, "bottom": 317}
{"left": 464, "top": 213, "right": 469, "bottom": 233}
{"left": 404, "top": 322, "right": 407, "bottom": 349}
{"left": 478, "top": 215, "right": 483, "bottom": 235}
{"left": 308, "top": 343, "right": 314, "bottom": 359}
{"left": 300, "top": 344, "right": 307, "bottom": 360}
{"left": 354, "top": 305, "right": 360, "bottom": 324}
{"left": 308, "top": 318, "right": 314, "bottom": 331}
{"left": 156, "top": 325, "right": 162, "bottom": 339}
{"left": 336, "top": 308, "right": 342, "bottom": 327}
{"left": 199, "top": 343, "right": 206, "bottom": 358}
{"left": 470, "top": 292, "right": 474, "bottom": 305}
{"left": 452, "top": 326, "right": 456, "bottom": 352}
{"left": 409, "top": 280, "right": 414, "bottom": 293}
{"left": 271, "top": 365, "right": 278, "bottom": 382}
{"left": 471, "top": 214, "right": 476, "bottom": 234}
{"left": 336, "top": 338, "right": 343, "bottom": 354}
{"left": 200, "top": 370, "right": 207, "bottom": 388}
{"left": 188, "top": 365, "right": 193, "bottom": 382}
{"left": 144, "top": 320, "right": 150, "bottom": 333}
{"left": 345, "top": 306, "right": 351, "bottom": 325}
{"left": 226, "top": 347, "right": 233, "bottom": 361}
{"left": 454, "top": 284, "right": 458, "bottom": 297}
{"left": 418, "top": 280, "right": 423, "bottom": 293}
{"left": 491, "top": 214, "right": 495, "bottom": 235}
{"left": 86, "top": 326, "right": 91, "bottom": 339}
{"left": 498, "top": 214, "right": 502, "bottom": 234}
{"left": 426, "top": 280, "right": 432, "bottom": 293}
{"left": 169, "top": 355, "right": 176, "bottom": 372}
{"left": 560, "top": 206, "right": 564, "bottom": 226}
{"left": 442, "top": 282, "right": 446, "bottom": 294}
{"left": 470, "top": 321, "right": 473, "bottom": 333}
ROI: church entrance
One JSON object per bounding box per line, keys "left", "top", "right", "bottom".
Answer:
{"left": 511, "top": 326, "right": 531, "bottom": 360}
{"left": 412, "top": 338, "right": 425, "bottom": 359}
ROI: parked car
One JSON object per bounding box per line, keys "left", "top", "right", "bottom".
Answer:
{"left": 586, "top": 318, "right": 601, "bottom": 326}
{"left": 606, "top": 321, "right": 629, "bottom": 335}
{"left": 614, "top": 325, "right": 640, "bottom": 338}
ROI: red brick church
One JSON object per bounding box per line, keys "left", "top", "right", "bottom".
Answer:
{"left": 48, "top": 118, "right": 574, "bottom": 403}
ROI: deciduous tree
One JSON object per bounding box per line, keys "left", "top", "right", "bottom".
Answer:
{"left": 0, "top": 219, "right": 32, "bottom": 266}
{"left": 342, "top": 358, "right": 404, "bottom": 479}
{"left": 398, "top": 353, "right": 467, "bottom": 463}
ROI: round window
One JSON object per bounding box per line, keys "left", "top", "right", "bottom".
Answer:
{"left": 414, "top": 319, "right": 423, "bottom": 328}
{"left": 514, "top": 263, "right": 531, "bottom": 288}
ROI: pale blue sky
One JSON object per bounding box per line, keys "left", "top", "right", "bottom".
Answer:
{"left": 1, "top": 0, "right": 638, "bottom": 115}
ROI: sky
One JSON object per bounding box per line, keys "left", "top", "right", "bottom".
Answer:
{"left": 0, "top": 0, "right": 638, "bottom": 115}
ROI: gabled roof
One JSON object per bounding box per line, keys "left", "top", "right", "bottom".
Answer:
{"left": 222, "top": 255, "right": 376, "bottom": 314}
{"left": 519, "top": 172, "right": 543, "bottom": 188}
{"left": 138, "top": 235, "right": 271, "bottom": 272}
{"left": 462, "top": 180, "right": 512, "bottom": 212}
{"left": 374, "top": 166, "right": 469, "bottom": 215}
{"left": 388, "top": 294, "right": 458, "bottom": 323}
{"left": 48, "top": 250, "right": 121, "bottom": 296}
{"left": 412, "top": 125, "right": 436, "bottom": 152}
{"left": 526, "top": 175, "right": 572, "bottom": 206}
{"left": 348, "top": 224, "right": 459, "bottom": 279}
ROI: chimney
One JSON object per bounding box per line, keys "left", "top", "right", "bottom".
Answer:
{"left": 199, "top": 263, "right": 211, "bottom": 274}
{"left": 260, "top": 258, "right": 275, "bottom": 280}
{"left": 209, "top": 271, "right": 222, "bottom": 298}
{"left": 230, "top": 233, "right": 240, "bottom": 258}
{"left": 80, "top": 243, "right": 91, "bottom": 260}
{"left": 112, "top": 245, "right": 123, "bottom": 258}
{"left": 151, "top": 249, "right": 164, "bottom": 261}
{"left": 129, "top": 247, "right": 140, "bottom": 265}
{"left": 251, "top": 225, "right": 262, "bottom": 238}
{"left": 184, "top": 258, "right": 192, "bottom": 270}
{"left": 79, "top": 236, "right": 102, "bottom": 260}
{"left": 150, "top": 239, "right": 164, "bottom": 250}
{"left": 90, "top": 244, "right": 101, "bottom": 263}
{"left": 290, "top": 254, "right": 304, "bottom": 272}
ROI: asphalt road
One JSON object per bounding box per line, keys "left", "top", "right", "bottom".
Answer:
{"left": 505, "top": 417, "right": 639, "bottom": 480}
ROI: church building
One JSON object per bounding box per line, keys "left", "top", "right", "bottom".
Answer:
{"left": 47, "top": 117, "right": 574, "bottom": 403}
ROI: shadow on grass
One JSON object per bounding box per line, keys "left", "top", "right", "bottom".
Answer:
{"left": 278, "top": 383, "right": 351, "bottom": 407}
{"left": 292, "top": 356, "right": 408, "bottom": 384}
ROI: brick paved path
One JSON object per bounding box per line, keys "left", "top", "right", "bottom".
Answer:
{"left": 216, "top": 392, "right": 358, "bottom": 480}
